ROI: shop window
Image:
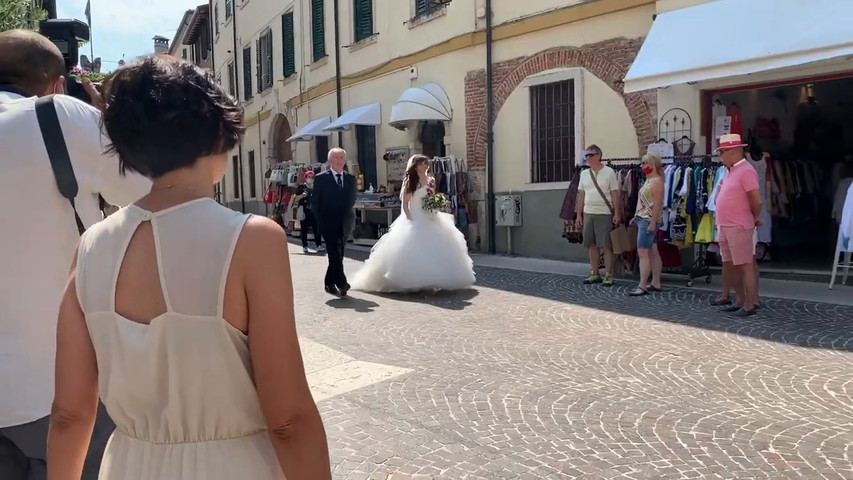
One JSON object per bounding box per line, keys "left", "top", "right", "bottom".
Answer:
{"left": 419, "top": 121, "right": 445, "bottom": 158}
{"left": 227, "top": 62, "right": 235, "bottom": 97}
{"left": 225, "top": 0, "right": 232, "bottom": 20}
{"left": 242, "top": 45, "right": 253, "bottom": 100}
{"left": 232, "top": 155, "right": 240, "bottom": 199}
{"left": 415, "top": 0, "right": 449, "bottom": 17}
{"left": 256, "top": 30, "right": 273, "bottom": 93}
{"left": 315, "top": 136, "right": 329, "bottom": 165}
{"left": 311, "top": 0, "right": 326, "bottom": 62}
{"left": 529, "top": 78, "right": 575, "bottom": 184}
{"left": 281, "top": 12, "right": 296, "bottom": 77}
{"left": 248, "top": 150, "right": 257, "bottom": 198}
{"left": 356, "top": 125, "right": 377, "bottom": 189}
{"left": 353, "top": 0, "right": 373, "bottom": 43}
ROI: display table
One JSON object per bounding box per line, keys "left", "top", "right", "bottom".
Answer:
{"left": 353, "top": 205, "right": 400, "bottom": 246}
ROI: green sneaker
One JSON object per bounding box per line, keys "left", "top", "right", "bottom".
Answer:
{"left": 583, "top": 273, "right": 602, "bottom": 284}
{"left": 602, "top": 274, "right": 614, "bottom": 286}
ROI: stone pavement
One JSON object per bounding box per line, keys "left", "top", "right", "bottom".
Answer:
{"left": 292, "top": 246, "right": 853, "bottom": 479}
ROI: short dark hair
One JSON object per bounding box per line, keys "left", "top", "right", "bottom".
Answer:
{"left": 101, "top": 55, "right": 245, "bottom": 178}
{"left": 586, "top": 144, "right": 602, "bottom": 156}
{"left": 0, "top": 30, "right": 65, "bottom": 96}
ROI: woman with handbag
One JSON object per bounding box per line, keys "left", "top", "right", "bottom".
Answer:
{"left": 629, "top": 153, "right": 665, "bottom": 296}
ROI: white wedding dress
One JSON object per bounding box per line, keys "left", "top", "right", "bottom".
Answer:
{"left": 351, "top": 186, "right": 475, "bottom": 292}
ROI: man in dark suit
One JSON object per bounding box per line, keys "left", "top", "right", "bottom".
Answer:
{"left": 311, "top": 147, "right": 357, "bottom": 297}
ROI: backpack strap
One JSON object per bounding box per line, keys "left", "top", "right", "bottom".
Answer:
{"left": 34, "top": 95, "right": 86, "bottom": 235}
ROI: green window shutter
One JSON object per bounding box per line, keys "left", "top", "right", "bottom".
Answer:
{"left": 255, "top": 38, "right": 262, "bottom": 93}
{"left": 353, "top": 0, "right": 372, "bottom": 42}
{"left": 282, "top": 12, "right": 296, "bottom": 77}
{"left": 311, "top": 0, "right": 326, "bottom": 62}
{"left": 242, "top": 46, "right": 253, "bottom": 100}
{"left": 415, "top": 0, "right": 429, "bottom": 16}
{"left": 265, "top": 31, "right": 273, "bottom": 88}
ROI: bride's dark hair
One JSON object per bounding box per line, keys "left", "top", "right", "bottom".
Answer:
{"left": 404, "top": 154, "right": 430, "bottom": 194}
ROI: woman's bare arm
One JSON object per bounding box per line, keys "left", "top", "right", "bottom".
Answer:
{"left": 239, "top": 216, "right": 331, "bottom": 479}
{"left": 47, "top": 251, "right": 100, "bottom": 480}
{"left": 401, "top": 190, "right": 413, "bottom": 219}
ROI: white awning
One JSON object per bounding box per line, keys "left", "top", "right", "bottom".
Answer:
{"left": 389, "top": 83, "right": 452, "bottom": 130}
{"left": 286, "top": 117, "right": 332, "bottom": 142}
{"left": 623, "top": 0, "right": 853, "bottom": 93}
{"left": 322, "top": 103, "right": 381, "bottom": 132}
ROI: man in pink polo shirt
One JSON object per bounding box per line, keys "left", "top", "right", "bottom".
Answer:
{"left": 714, "top": 134, "right": 763, "bottom": 317}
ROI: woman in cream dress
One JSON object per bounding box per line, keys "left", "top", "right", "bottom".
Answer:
{"left": 47, "top": 56, "right": 330, "bottom": 479}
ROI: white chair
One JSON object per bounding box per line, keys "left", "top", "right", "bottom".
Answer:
{"left": 828, "top": 232, "right": 851, "bottom": 290}
{"left": 829, "top": 183, "right": 853, "bottom": 290}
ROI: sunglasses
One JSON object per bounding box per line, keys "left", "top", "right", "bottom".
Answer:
{"left": 584, "top": 153, "right": 598, "bottom": 158}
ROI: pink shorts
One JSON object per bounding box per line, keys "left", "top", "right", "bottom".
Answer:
{"left": 718, "top": 226, "right": 756, "bottom": 266}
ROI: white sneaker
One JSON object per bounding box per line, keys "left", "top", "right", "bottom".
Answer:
{"left": 303, "top": 247, "right": 316, "bottom": 254}
{"left": 316, "top": 246, "right": 326, "bottom": 253}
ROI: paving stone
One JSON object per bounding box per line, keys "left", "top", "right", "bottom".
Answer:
{"left": 290, "top": 246, "right": 853, "bottom": 479}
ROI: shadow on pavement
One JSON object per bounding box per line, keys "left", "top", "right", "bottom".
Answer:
{"left": 325, "top": 296, "right": 379, "bottom": 313}
{"left": 472, "top": 265, "right": 853, "bottom": 353}
{"left": 370, "top": 288, "right": 479, "bottom": 311}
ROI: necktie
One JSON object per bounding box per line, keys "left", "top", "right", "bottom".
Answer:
{"left": 336, "top": 173, "right": 343, "bottom": 189}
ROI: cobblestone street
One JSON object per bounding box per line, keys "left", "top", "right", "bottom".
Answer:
{"left": 292, "top": 247, "right": 853, "bottom": 480}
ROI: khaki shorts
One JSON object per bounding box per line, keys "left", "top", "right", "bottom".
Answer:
{"left": 582, "top": 214, "right": 613, "bottom": 249}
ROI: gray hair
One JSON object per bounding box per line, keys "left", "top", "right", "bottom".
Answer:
{"left": 327, "top": 147, "right": 347, "bottom": 161}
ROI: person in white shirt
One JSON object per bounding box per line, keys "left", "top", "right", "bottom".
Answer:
{"left": 0, "top": 30, "right": 151, "bottom": 479}
{"left": 575, "top": 145, "right": 622, "bottom": 286}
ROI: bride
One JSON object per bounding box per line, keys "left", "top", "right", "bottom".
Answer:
{"left": 351, "top": 154, "right": 475, "bottom": 292}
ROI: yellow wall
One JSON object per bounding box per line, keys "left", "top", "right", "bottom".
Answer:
{"left": 655, "top": 0, "right": 713, "bottom": 13}
{"left": 210, "top": 0, "right": 655, "bottom": 203}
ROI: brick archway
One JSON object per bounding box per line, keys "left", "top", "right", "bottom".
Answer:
{"left": 465, "top": 38, "right": 656, "bottom": 169}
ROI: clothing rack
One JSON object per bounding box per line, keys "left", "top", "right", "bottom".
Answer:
{"left": 604, "top": 154, "right": 720, "bottom": 166}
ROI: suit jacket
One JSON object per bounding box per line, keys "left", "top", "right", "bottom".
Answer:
{"left": 311, "top": 169, "right": 357, "bottom": 236}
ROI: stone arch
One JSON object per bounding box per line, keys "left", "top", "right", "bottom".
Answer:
{"left": 268, "top": 112, "right": 295, "bottom": 165}
{"left": 465, "top": 38, "right": 656, "bottom": 168}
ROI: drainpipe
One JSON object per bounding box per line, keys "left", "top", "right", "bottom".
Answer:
{"left": 333, "top": 0, "right": 343, "bottom": 147}
{"left": 231, "top": 1, "right": 246, "bottom": 213}
{"left": 208, "top": 0, "right": 220, "bottom": 203}
{"left": 485, "top": 0, "right": 496, "bottom": 255}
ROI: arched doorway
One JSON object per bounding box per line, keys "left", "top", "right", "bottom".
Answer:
{"left": 269, "top": 114, "right": 294, "bottom": 165}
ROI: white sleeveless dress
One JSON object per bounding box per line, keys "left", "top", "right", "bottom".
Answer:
{"left": 75, "top": 198, "right": 285, "bottom": 479}
{"left": 350, "top": 186, "right": 475, "bottom": 292}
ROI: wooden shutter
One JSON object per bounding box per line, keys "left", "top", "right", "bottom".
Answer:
{"left": 311, "top": 0, "right": 325, "bottom": 62}
{"left": 415, "top": 0, "right": 429, "bottom": 16}
{"left": 353, "top": 0, "right": 372, "bottom": 42}
{"left": 255, "top": 38, "right": 262, "bottom": 93}
{"left": 265, "top": 31, "right": 273, "bottom": 89}
{"left": 282, "top": 12, "right": 296, "bottom": 77}
{"left": 242, "top": 46, "right": 252, "bottom": 100}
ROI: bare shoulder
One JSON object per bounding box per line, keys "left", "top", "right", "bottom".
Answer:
{"left": 234, "top": 216, "right": 290, "bottom": 270}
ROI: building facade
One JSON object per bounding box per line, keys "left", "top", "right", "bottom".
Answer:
{"left": 168, "top": 5, "right": 213, "bottom": 70}
{"left": 209, "top": 0, "right": 659, "bottom": 253}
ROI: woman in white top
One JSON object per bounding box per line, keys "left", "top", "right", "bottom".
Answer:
{"left": 47, "top": 56, "right": 330, "bottom": 479}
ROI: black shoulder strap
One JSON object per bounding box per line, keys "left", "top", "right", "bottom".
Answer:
{"left": 34, "top": 95, "right": 86, "bottom": 235}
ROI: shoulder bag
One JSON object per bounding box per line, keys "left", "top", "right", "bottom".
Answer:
{"left": 589, "top": 169, "right": 631, "bottom": 255}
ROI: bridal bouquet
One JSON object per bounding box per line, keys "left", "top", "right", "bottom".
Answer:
{"left": 423, "top": 192, "right": 447, "bottom": 213}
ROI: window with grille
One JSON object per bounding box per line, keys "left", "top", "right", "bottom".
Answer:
{"left": 214, "top": 5, "right": 219, "bottom": 36}
{"left": 281, "top": 12, "right": 296, "bottom": 77}
{"left": 227, "top": 62, "right": 235, "bottom": 96}
{"left": 530, "top": 79, "right": 575, "bottom": 184}
{"left": 353, "top": 0, "right": 373, "bottom": 42}
{"left": 256, "top": 30, "right": 273, "bottom": 92}
{"left": 311, "top": 0, "right": 326, "bottom": 62}
{"left": 415, "top": 0, "right": 449, "bottom": 17}
{"left": 248, "top": 150, "right": 257, "bottom": 198}
{"left": 225, "top": 0, "right": 232, "bottom": 19}
{"left": 232, "top": 155, "right": 240, "bottom": 199}
{"left": 242, "top": 45, "right": 253, "bottom": 100}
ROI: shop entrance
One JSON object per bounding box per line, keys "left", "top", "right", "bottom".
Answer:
{"left": 419, "top": 121, "right": 446, "bottom": 158}
{"left": 705, "top": 74, "right": 853, "bottom": 274}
